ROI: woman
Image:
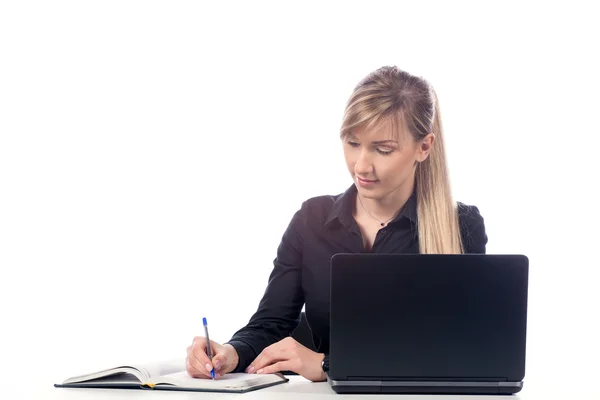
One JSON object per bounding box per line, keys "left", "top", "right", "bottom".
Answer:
{"left": 186, "top": 66, "right": 488, "bottom": 382}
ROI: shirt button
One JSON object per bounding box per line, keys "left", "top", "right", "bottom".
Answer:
{"left": 380, "top": 229, "right": 387, "bottom": 234}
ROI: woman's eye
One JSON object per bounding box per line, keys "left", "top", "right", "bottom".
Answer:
{"left": 376, "top": 148, "right": 394, "bottom": 155}
{"left": 347, "top": 141, "right": 360, "bottom": 147}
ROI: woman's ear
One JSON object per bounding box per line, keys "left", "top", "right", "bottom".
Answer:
{"left": 416, "top": 133, "right": 435, "bottom": 162}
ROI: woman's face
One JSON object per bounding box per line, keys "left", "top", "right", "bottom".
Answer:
{"left": 343, "top": 118, "right": 433, "bottom": 200}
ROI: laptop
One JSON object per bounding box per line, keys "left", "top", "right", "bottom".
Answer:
{"left": 328, "top": 253, "right": 529, "bottom": 395}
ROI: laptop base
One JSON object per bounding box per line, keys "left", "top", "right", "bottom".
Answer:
{"left": 329, "top": 379, "right": 523, "bottom": 395}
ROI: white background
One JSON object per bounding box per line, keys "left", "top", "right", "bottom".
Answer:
{"left": 1, "top": 1, "right": 598, "bottom": 398}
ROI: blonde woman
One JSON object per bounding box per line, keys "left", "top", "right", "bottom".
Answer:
{"left": 186, "top": 66, "right": 488, "bottom": 382}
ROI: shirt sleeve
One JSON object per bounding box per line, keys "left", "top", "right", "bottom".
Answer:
{"left": 225, "top": 203, "right": 306, "bottom": 372}
{"left": 458, "top": 204, "right": 488, "bottom": 254}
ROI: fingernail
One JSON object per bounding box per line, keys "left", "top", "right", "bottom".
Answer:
{"left": 215, "top": 360, "right": 221, "bottom": 369}
{"left": 256, "top": 369, "right": 263, "bottom": 374}
{"left": 205, "top": 363, "right": 213, "bottom": 372}
{"left": 246, "top": 366, "right": 254, "bottom": 373}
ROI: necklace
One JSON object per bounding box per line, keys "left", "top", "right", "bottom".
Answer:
{"left": 357, "top": 194, "right": 400, "bottom": 227}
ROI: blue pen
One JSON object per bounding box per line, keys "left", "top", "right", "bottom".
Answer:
{"left": 203, "top": 317, "right": 215, "bottom": 379}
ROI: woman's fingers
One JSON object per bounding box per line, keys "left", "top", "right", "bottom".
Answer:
{"left": 246, "top": 339, "right": 295, "bottom": 373}
{"left": 256, "top": 360, "right": 294, "bottom": 375}
{"left": 185, "top": 336, "right": 215, "bottom": 379}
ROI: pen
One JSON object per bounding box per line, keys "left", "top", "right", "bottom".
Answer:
{"left": 203, "top": 317, "right": 215, "bottom": 379}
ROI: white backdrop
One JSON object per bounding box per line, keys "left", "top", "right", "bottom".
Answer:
{"left": 1, "top": 1, "right": 599, "bottom": 398}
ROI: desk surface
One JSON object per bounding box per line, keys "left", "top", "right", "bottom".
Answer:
{"left": 29, "top": 376, "right": 596, "bottom": 400}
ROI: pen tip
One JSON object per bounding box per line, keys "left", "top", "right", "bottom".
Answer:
{"left": 202, "top": 317, "right": 207, "bottom": 326}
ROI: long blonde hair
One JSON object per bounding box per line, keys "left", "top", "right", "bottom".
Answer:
{"left": 340, "top": 66, "right": 464, "bottom": 254}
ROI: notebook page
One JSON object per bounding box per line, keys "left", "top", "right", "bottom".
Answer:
{"left": 137, "top": 358, "right": 185, "bottom": 379}
{"left": 62, "top": 367, "right": 146, "bottom": 384}
{"left": 149, "top": 371, "right": 285, "bottom": 390}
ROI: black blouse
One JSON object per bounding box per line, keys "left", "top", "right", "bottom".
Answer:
{"left": 227, "top": 184, "right": 488, "bottom": 372}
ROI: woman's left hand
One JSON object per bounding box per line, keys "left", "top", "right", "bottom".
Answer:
{"left": 245, "top": 337, "right": 326, "bottom": 382}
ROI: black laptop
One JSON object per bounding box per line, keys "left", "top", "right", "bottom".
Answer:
{"left": 328, "top": 253, "right": 529, "bottom": 395}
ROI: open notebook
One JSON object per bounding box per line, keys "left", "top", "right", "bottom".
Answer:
{"left": 54, "top": 359, "right": 289, "bottom": 393}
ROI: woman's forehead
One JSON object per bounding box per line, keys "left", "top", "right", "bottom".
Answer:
{"left": 352, "top": 116, "right": 409, "bottom": 143}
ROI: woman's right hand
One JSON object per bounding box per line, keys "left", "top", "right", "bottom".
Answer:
{"left": 186, "top": 337, "right": 239, "bottom": 379}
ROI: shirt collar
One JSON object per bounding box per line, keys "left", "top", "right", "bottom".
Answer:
{"left": 324, "top": 184, "right": 418, "bottom": 229}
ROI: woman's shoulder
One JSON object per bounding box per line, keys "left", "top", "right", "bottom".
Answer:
{"left": 299, "top": 192, "right": 344, "bottom": 218}
{"left": 457, "top": 201, "right": 484, "bottom": 222}
{"left": 456, "top": 201, "right": 486, "bottom": 232}
{"left": 456, "top": 201, "right": 488, "bottom": 253}
{"left": 303, "top": 192, "right": 343, "bottom": 207}
{"left": 290, "top": 189, "right": 350, "bottom": 230}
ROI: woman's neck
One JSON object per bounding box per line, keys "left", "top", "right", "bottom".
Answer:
{"left": 355, "top": 180, "right": 415, "bottom": 222}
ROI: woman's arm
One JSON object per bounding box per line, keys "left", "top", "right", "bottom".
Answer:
{"left": 225, "top": 203, "right": 307, "bottom": 372}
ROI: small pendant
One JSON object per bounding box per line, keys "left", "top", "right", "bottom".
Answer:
{"left": 381, "top": 222, "right": 385, "bottom": 227}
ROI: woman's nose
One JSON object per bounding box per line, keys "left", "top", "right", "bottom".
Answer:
{"left": 354, "top": 150, "right": 374, "bottom": 175}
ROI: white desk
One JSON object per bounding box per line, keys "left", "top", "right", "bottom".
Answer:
{"left": 27, "top": 376, "right": 596, "bottom": 400}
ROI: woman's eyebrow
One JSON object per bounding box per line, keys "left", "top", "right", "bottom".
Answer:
{"left": 346, "top": 134, "right": 398, "bottom": 145}
{"left": 371, "top": 139, "right": 398, "bottom": 145}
